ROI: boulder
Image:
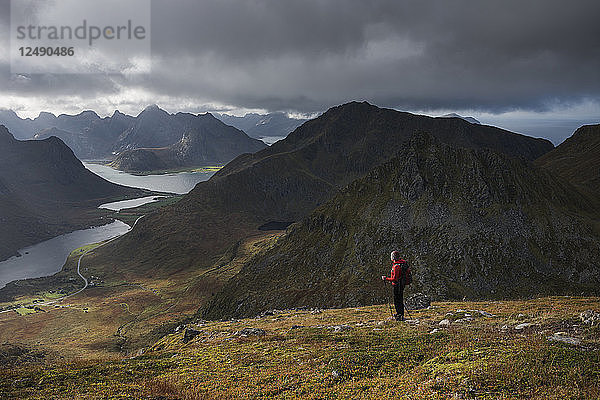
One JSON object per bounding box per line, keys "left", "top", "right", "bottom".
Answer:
{"left": 405, "top": 293, "right": 431, "bottom": 310}
{"left": 182, "top": 328, "right": 201, "bottom": 343}
{"left": 238, "top": 328, "right": 266, "bottom": 337}
{"left": 514, "top": 322, "right": 533, "bottom": 330}
{"left": 547, "top": 333, "right": 582, "bottom": 346}
{"left": 330, "top": 325, "right": 352, "bottom": 333}
{"left": 580, "top": 310, "right": 600, "bottom": 326}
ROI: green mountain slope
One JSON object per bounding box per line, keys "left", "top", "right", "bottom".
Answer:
{"left": 204, "top": 132, "right": 600, "bottom": 319}
{"left": 535, "top": 124, "right": 600, "bottom": 194}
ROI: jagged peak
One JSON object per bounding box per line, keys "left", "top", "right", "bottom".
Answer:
{"left": 0, "top": 109, "right": 19, "bottom": 117}
{"left": 144, "top": 104, "right": 165, "bottom": 112}
{"left": 137, "top": 104, "right": 169, "bottom": 118}
{"left": 36, "top": 111, "right": 56, "bottom": 119}
{"left": 329, "top": 100, "right": 376, "bottom": 113}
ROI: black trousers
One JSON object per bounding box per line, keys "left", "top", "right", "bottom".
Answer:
{"left": 393, "top": 283, "right": 404, "bottom": 317}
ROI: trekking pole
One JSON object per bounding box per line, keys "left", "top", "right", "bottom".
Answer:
{"left": 382, "top": 280, "right": 394, "bottom": 318}
{"left": 403, "top": 302, "right": 413, "bottom": 320}
{"left": 387, "top": 296, "right": 395, "bottom": 318}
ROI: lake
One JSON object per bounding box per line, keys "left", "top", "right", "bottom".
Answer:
{"left": 260, "top": 136, "right": 286, "bottom": 145}
{"left": 98, "top": 195, "right": 166, "bottom": 211}
{"left": 0, "top": 164, "right": 215, "bottom": 289}
{"left": 83, "top": 162, "right": 216, "bottom": 194}
{"left": 0, "top": 220, "right": 130, "bottom": 289}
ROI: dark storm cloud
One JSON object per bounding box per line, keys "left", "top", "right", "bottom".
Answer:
{"left": 0, "top": 0, "right": 599, "bottom": 115}
{"left": 144, "top": 0, "right": 600, "bottom": 113}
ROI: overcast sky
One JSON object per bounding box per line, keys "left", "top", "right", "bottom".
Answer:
{"left": 0, "top": 0, "right": 599, "bottom": 144}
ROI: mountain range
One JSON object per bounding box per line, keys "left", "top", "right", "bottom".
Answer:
{"left": 0, "top": 126, "right": 146, "bottom": 262}
{"left": 0, "top": 107, "right": 301, "bottom": 163}
{"left": 0, "top": 107, "right": 267, "bottom": 174}
{"left": 214, "top": 112, "right": 307, "bottom": 140}
{"left": 109, "top": 110, "right": 266, "bottom": 172}
{"left": 85, "top": 102, "right": 557, "bottom": 312}
{"left": 3, "top": 101, "right": 597, "bottom": 322}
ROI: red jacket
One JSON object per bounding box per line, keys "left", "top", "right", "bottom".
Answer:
{"left": 385, "top": 259, "right": 409, "bottom": 286}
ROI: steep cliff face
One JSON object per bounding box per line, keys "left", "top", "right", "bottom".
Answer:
{"left": 203, "top": 132, "right": 600, "bottom": 319}
{"left": 109, "top": 113, "right": 266, "bottom": 172}
{"left": 535, "top": 124, "right": 600, "bottom": 194}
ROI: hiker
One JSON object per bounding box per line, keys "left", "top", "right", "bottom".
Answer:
{"left": 381, "top": 251, "right": 411, "bottom": 321}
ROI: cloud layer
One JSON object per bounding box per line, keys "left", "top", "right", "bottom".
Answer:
{"left": 0, "top": 0, "right": 598, "bottom": 140}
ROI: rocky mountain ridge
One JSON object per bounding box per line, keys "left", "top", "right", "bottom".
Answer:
{"left": 203, "top": 132, "right": 599, "bottom": 319}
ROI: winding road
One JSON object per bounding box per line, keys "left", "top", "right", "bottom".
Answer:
{"left": 0, "top": 215, "right": 145, "bottom": 314}
{"left": 61, "top": 215, "right": 145, "bottom": 301}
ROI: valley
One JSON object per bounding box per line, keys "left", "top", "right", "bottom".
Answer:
{"left": 2, "top": 2, "right": 598, "bottom": 398}
{"left": 0, "top": 103, "right": 598, "bottom": 400}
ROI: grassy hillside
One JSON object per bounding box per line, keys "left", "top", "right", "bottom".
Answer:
{"left": 0, "top": 227, "right": 284, "bottom": 359}
{"left": 535, "top": 124, "right": 600, "bottom": 194}
{"left": 1, "top": 297, "right": 598, "bottom": 399}
{"left": 204, "top": 132, "right": 600, "bottom": 319}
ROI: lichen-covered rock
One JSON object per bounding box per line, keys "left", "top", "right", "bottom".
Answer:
{"left": 405, "top": 293, "right": 431, "bottom": 310}
{"left": 580, "top": 310, "right": 600, "bottom": 326}
{"left": 237, "top": 328, "right": 266, "bottom": 337}
{"left": 547, "top": 333, "right": 582, "bottom": 346}
{"left": 514, "top": 323, "right": 533, "bottom": 330}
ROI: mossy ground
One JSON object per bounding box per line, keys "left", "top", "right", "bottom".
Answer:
{"left": 1, "top": 297, "right": 598, "bottom": 399}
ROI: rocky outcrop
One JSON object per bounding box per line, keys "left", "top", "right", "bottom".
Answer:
{"left": 182, "top": 328, "right": 201, "bottom": 343}
{"left": 580, "top": 310, "right": 600, "bottom": 326}
{"left": 405, "top": 293, "right": 431, "bottom": 310}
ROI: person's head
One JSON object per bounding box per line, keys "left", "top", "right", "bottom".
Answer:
{"left": 390, "top": 250, "right": 401, "bottom": 261}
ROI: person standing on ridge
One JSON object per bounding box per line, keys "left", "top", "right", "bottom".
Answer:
{"left": 381, "top": 251, "right": 411, "bottom": 321}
